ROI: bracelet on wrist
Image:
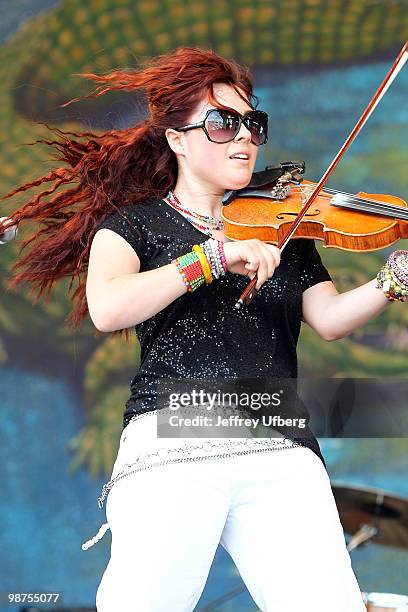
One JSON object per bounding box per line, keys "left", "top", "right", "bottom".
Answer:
{"left": 192, "top": 244, "right": 213, "bottom": 284}
{"left": 172, "top": 251, "right": 205, "bottom": 292}
{"left": 200, "top": 238, "right": 227, "bottom": 278}
{"left": 172, "top": 239, "right": 227, "bottom": 294}
{"left": 376, "top": 250, "right": 408, "bottom": 302}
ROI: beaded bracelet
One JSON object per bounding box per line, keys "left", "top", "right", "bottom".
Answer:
{"left": 200, "top": 238, "right": 227, "bottom": 278}
{"left": 200, "top": 240, "right": 215, "bottom": 277}
{"left": 376, "top": 250, "right": 408, "bottom": 302}
{"left": 172, "top": 251, "right": 205, "bottom": 292}
{"left": 192, "top": 244, "right": 213, "bottom": 284}
{"left": 172, "top": 239, "right": 227, "bottom": 293}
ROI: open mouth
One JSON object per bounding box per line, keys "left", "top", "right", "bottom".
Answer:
{"left": 230, "top": 157, "right": 249, "bottom": 164}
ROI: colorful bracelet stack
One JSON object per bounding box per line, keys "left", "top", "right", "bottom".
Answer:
{"left": 192, "top": 244, "right": 213, "bottom": 284}
{"left": 200, "top": 238, "right": 227, "bottom": 279}
{"left": 376, "top": 250, "right": 408, "bottom": 302}
{"left": 172, "top": 238, "right": 227, "bottom": 292}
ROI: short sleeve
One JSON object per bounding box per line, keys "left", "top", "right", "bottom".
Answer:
{"left": 97, "top": 205, "right": 148, "bottom": 266}
{"left": 300, "top": 239, "right": 332, "bottom": 292}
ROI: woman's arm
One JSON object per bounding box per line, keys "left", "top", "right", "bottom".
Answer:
{"left": 86, "top": 229, "right": 188, "bottom": 331}
{"left": 302, "top": 278, "right": 392, "bottom": 341}
{"left": 97, "top": 265, "right": 188, "bottom": 331}
{"left": 87, "top": 232, "right": 280, "bottom": 332}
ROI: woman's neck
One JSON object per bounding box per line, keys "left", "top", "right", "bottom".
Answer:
{"left": 171, "top": 184, "right": 224, "bottom": 218}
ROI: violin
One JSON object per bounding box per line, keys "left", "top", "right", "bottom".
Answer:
{"left": 230, "top": 40, "right": 408, "bottom": 308}
{"left": 222, "top": 174, "right": 408, "bottom": 252}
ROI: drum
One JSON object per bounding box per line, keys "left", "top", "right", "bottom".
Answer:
{"left": 361, "top": 591, "right": 408, "bottom": 611}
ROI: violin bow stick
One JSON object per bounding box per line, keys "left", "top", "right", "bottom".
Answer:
{"left": 235, "top": 40, "right": 408, "bottom": 309}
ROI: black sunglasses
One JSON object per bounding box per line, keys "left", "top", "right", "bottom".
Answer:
{"left": 173, "top": 108, "right": 268, "bottom": 146}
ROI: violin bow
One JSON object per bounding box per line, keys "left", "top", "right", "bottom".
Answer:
{"left": 235, "top": 40, "right": 408, "bottom": 309}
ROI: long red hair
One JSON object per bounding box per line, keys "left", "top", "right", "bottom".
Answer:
{"left": 1, "top": 46, "right": 257, "bottom": 336}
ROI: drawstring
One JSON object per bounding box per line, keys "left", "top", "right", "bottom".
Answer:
{"left": 81, "top": 522, "right": 111, "bottom": 551}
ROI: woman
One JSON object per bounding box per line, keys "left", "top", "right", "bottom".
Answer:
{"left": 3, "top": 47, "right": 407, "bottom": 612}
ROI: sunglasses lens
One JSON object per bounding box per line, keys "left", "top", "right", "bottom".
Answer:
{"left": 245, "top": 111, "right": 268, "bottom": 145}
{"left": 204, "top": 109, "right": 268, "bottom": 145}
{"left": 205, "top": 110, "right": 240, "bottom": 143}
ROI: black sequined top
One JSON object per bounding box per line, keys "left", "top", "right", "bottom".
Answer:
{"left": 97, "top": 196, "right": 333, "bottom": 469}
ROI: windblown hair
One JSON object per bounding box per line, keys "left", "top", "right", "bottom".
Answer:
{"left": 1, "top": 46, "right": 257, "bottom": 336}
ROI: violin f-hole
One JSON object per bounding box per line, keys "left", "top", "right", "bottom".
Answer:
{"left": 276, "top": 209, "right": 321, "bottom": 220}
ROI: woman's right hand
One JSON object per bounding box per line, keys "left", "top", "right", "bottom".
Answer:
{"left": 222, "top": 238, "right": 281, "bottom": 290}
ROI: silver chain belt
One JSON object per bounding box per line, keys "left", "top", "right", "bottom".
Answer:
{"left": 97, "top": 409, "right": 304, "bottom": 510}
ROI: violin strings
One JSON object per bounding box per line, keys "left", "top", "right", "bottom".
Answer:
{"left": 292, "top": 184, "right": 399, "bottom": 209}
{"left": 290, "top": 186, "right": 408, "bottom": 221}
{"left": 327, "top": 190, "right": 408, "bottom": 219}
{"left": 331, "top": 197, "right": 408, "bottom": 221}
{"left": 321, "top": 187, "right": 407, "bottom": 212}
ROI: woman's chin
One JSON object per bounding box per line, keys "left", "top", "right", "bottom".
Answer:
{"left": 224, "top": 177, "right": 252, "bottom": 191}
{"left": 222, "top": 169, "right": 254, "bottom": 191}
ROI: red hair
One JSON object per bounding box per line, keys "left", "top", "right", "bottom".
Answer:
{"left": 1, "top": 47, "right": 257, "bottom": 337}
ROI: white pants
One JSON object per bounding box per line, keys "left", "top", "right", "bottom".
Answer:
{"left": 96, "top": 417, "right": 366, "bottom": 612}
